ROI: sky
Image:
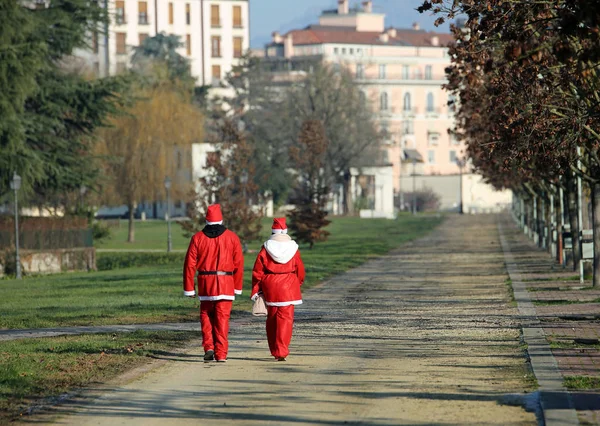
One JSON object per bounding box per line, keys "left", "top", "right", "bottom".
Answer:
{"left": 249, "top": 0, "right": 452, "bottom": 48}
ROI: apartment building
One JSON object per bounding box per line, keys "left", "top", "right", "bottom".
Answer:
{"left": 84, "top": 0, "right": 249, "bottom": 86}
{"left": 263, "top": 0, "right": 464, "bottom": 204}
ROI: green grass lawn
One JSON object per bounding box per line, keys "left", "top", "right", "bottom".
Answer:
{"left": 0, "top": 331, "right": 197, "bottom": 423}
{"left": 0, "top": 215, "right": 443, "bottom": 330}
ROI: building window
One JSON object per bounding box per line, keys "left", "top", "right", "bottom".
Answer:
{"left": 211, "top": 36, "right": 221, "bottom": 57}
{"left": 381, "top": 121, "right": 389, "bottom": 139}
{"left": 349, "top": 48, "right": 354, "bottom": 54}
{"left": 341, "top": 47, "right": 346, "bottom": 54}
{"left": 450, "top": 133, "right": 460, "bottom": 145}
{"left": 211, "top": 65, "right": 221, "bottom": 84}
{"left": 359, "top": 91, "right": 367, "bottom": 106}
{"left": 448, "top": 94, "right": 457, "bottom": 112}
{"left": 139, "top": 33, "right": 148, "bottom": 45}
{"left": 356, "top": 63, "right": 364, "bottom": 79}
{"left": 379, "top": 64, "right": 386, "bottom": 79}
{"left": 402, "top": 120, "right": 414, "bottom": 135}
{"left": 138, "top": 1, "right": 148, "bottom": 25}
{"left": 449, "top": 150, "right": 457, "bottom": 164}
{"left": 116, "top": 32, "right": 127, "bottom": 55}
{"left": 402, "top": 65, "right": 409, "bottom": 79}
{"left": 233, "top": 5, "right": 242, "bottom": 28}
{"left": 428, "top": 150, "right": 435, "bottom": 164}
{"left": 185, "top": 3, "right": 190, "bottom": 25}
{"left": 177, "top": 151, "right": 183, "bottom": 169}
{"left": 233, "top": 37, "right": 243, "bottom": 58}
{"left": 186, "top": 34, "right": 191, "bottom": 56}
{"left": 92, "top": 32, "right": 99, "bottom": 53}
{"left": 425, "top": 65, "right": 432, "bottom": 80}
{"left": 168, "top": 2, "right": 173, "bottom": 24}
{"left": 403, "top": 93, "right": 412, "bottom": 111}
{"left": 334, "top": 47, "right": 339, "bottom": 54}
{"left": 211, "top": 4, "right": 220, "bottom": 27}
{"left": 380, "top": 92, "right": 389, "bottom": 111}
{"left": 115, "top": 0, "right": 126, "bottom": 24}
{"left": 426, "top": 92, "right": 434, "bottom": 112}
{"left": 428, "top": 133, "right": 439, "bottom": 146}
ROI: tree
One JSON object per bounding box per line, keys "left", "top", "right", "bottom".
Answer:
{"left": 181, "top": 120, "right": 263, "bottom": 251}
{"left": 131, "top": 33, "right": 195, "bottom": 87}
{"left": 0, "top": 0, "right": 126, "bottom": 201}
{"left": 419, "top": 0, "right": 600, "bottom": 284}
{"left": 97, "top": 74, "right": 204, "bottom": 242}
{"left": 288, "top": 120, "right": 331, "bottom": 249}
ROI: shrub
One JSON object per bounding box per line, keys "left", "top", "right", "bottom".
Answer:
{"left": 402, "top": 189, "right": 441, "bottom": 212}
{"left": 97, "top": 252, "right": 185, "bottom": 271}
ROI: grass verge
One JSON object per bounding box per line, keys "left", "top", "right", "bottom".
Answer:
{"left": 533, "top": 298, "right": 600, "bottom": 306}
{"left": 0, "top": 215, "right": 443, "bottom": 329}
{"left": 563, "top": 376, "right": 600, "bottom": 390}
{"left": 0, "top": 330, "right": 197, "bottom": 424}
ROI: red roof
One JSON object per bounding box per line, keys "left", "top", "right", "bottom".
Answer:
{"left": 279, "top": 26, "right": 453, "bottom": 48}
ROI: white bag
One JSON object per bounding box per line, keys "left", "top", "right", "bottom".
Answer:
{"left": 252, "top": 294, "right": 267, "bottom": 317}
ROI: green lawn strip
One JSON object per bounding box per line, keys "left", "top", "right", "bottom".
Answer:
{"left": 549, "top": 340, "right": 600, "bottom": 350}
{"left": 533, "top": 298, "right": 600, "bottom": 306}
{"left": 0, "top": 216, "right": 443, "bottom": 329}
{"left": 526, "top": 286, "right": 595, "bottom": 292}
{"left": 563, "top": 376, "right": 600, "bottom": 390}
{"left": 505, "top": 278, "right": 516, "bottom": 307}
{"left": 0, "top": 330, "right": 198, "bottom": 424}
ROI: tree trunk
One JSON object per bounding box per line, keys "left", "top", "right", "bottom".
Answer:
{"left": 342, "top": 170, "right": 353, "bottom": 216}
{"left": 566, "top": 176, "right": 581, "bottom": 270}
{"left": 127, "top": 202, "right": 135, "bottom": 243}
{"left": 592, "top": 182, "right": 600, "bottom": 287}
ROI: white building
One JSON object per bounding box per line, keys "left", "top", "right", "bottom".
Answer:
{"left": 83, "top": 0, "right": 249, "bottom": 86}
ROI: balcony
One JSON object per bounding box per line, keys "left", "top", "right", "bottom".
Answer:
{"left": 356, "top": 73, "right": 447, "bottom": 83}
{"left": 115, "top": 12, "right": 127, "bottom": 25}
{"left": 138, "top": 13, "right": 149, "bottom": 25}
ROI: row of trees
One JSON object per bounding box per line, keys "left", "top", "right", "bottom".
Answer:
{"left": 419, "top": 0, "right": 600, "bottom": 285}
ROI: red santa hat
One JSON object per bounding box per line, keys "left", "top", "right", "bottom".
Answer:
{"left": 271, "top": 217, "right": 288, "bottom": 234}
{"left": 206, "top": 204, "right": 223, "bottom": 225}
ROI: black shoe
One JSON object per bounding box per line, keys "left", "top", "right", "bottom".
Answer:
{"left": 216, "top": 358, "right": 227, "bottom": 363}
{"left": 204, "top": 350, "right": 215, "bottom": 362}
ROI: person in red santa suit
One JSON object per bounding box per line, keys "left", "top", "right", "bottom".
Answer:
{"left": 183, "top": 204, "right": 243, "bottom": 362}
{"left": 251, "top": 217, "right": 305, "bottom": 361}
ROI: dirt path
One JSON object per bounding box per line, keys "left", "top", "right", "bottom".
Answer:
{"left": 50, "top": 215, "right": 537, "bottom": 425}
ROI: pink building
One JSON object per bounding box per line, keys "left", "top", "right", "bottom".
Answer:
{"left": 264, "top": 0, "right": 465, "bottom": 205}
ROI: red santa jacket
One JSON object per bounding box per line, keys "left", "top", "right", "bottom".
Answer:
{"left": 251, "top": 235, "right": 305, "bottom": 306}
{"left": 183, "top": 226, "right": 244, "bottom": 301}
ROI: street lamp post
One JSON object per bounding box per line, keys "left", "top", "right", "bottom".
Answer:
{"left": 412, "top": 159, "right": 417, "bottom": 215}
{"left": 456, "top": 158, "right": 465, "bottom": 214}
{"left": 164, "top": 176, "right": 172, "bottom": 253}
{"left": 10, "top": 173, "right": 22, "bottom": 280}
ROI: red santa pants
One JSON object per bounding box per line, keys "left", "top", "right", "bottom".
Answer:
{"left": 200, "top": 300, "right": 232, "bottom": 360}
{"left": 266, "top": 305, "right": 295, "bottom": 358}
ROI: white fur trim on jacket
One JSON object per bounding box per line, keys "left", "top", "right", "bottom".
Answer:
{"left": 184, "top": 290, "right": 196, "bottom": 297}
{"left": 206, "top": 220, "right": 223, "bottom": 225}
{"left": 271, "top": 229, "right": 288, "bottom": 234}
{"left": 234, "top": 289, "right": 242, "bottom": 295}
{"left": 266, "top": 300, "right": 303, "bottom": 307}
{"left": 198, "top": 295, "right": 235, "bottom": 301}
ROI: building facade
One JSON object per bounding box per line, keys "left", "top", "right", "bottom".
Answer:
{"left": 82, "top": 0, "right": 249, "bottom": 86}
{"left": 264, "top": 0, "right": 471, "bottom": 210}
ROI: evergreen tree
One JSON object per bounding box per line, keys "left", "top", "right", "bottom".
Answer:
{"left": 0, "top": 0, "right": 125, "bottom": 200}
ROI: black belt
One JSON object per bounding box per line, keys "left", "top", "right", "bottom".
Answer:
{"left": 198, "top": 271, "right": 233, "bottom": 276}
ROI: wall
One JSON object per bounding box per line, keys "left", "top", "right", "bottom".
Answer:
{"left": 399, "top": 173, "right": 512, "bottom": 212}
{"left": 0, "top": 248, "right": 96, "bottom": 277}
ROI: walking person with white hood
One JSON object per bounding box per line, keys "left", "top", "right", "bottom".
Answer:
{"left": 251, "top": 218, "right": 305, "bottom": 361}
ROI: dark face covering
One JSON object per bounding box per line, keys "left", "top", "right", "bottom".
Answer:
{"left": 203, "top": 224, "right": 227, "bottom": 238}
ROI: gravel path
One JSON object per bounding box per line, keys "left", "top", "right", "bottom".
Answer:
{"left": 49, "top": 214, "right": 537, "bottom": 425}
